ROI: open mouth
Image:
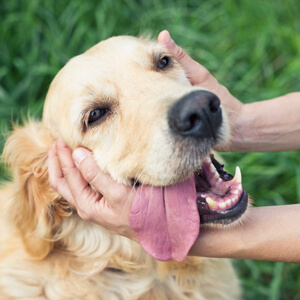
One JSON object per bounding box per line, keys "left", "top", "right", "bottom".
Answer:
{"left": 129, "top": 154, "right": 248, "bottom": 262}
{"left": 195, "top": 154, "right": 248, "bottom": 225}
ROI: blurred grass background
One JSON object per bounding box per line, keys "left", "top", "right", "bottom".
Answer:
{"left": 0, "top": 0, "right": 299, "bottom": 299}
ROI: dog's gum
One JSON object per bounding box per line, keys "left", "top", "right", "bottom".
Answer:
{"left": 197, "top": 181, "right": 243, "bottom": 212}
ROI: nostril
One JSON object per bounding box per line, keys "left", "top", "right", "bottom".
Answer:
{"left": 209, "top": 97, "right": 220, "bottom": 113}
{"left": 189, "top": 113, "right": 201, "bottom": 130}
{"left": 175, "top": 113, "right": 202, "bottom": 133}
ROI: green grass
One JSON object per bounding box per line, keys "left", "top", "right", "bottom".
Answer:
{"left": 1, "top": 0, "right": 300, "bottom": 298}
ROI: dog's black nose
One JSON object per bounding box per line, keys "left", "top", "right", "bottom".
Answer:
{"left": 168, "top": 90, "right": 222, "bottom": 138}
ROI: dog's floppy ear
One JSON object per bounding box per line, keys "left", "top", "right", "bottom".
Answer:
{"left": 3, "top": 120, "right": 71, "bottom": 260}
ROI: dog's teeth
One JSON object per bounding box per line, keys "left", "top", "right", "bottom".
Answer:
{"left": 225, "top": 199, "right": 232, "bottom": 207}
{"left": 213, "top": 171, "right": 219, "bottom": 179}
{"left": 231, "top": 195, "right": 238, "bottom": 202}
{"left": 219, "top": 202, "right": 226, "bottom": 210}
{"left": 230, "top": 166, "right": 242, "bottom": 183}
{"left": 209, "top": 164, "right": 217, "bottom": 173}
{"left": 233, "top": 189, "right": 239, "bottom": 195}
{"left": 206, "top": 197, "right": 217, "bottom": 209}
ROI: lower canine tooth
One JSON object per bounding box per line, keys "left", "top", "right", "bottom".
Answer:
{"left": 206, "top": 197, "right": 217, "bottom": 209}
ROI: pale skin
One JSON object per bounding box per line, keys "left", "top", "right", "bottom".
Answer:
{"left": 48, "top": 30, "right": 300, "bottom": 263}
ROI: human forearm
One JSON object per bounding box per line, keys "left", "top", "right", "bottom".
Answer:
{"left": 230, "top": 92, "right": 300, "bottom": 152}
{"left": 190, "top": 205, "right": 300, "bottom": 263}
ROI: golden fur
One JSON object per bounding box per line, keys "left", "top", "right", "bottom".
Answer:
{"left": 0, "top": 36, "right": 240, "bottom": 299}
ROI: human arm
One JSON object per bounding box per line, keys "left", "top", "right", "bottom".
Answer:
{"left": 190, "top": 205, "right": 300, "bottom": 263}
{"left": 232, "top": 93, "right": 300, "bottom": 152}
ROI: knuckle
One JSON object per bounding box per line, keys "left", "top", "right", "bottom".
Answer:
{"left": 84, "top": 168, "right": 100, "bottom": 188}
{"left": 48, "top": 173, "right": 61, "bottom": 192}
{"left": 191, "top": 66, "right": 212, "bottom": 86}
{"left": 109, "top": 187, "right": 125, "bottom": 202}
{"left": 201, "top": 67, "right": 212, "bottom": 82}
{"left": 49, "top": 178, "right": 58, "bottom": 191}
{"left": 78, "top": 158, "right": 99, "bottom": 184}
{"left": 175, "top": 46, "right": 186, "bottom": 61}
{"left": 77, "top": 209, "right": 89, "bottom": 222}
{"left": 61, "top": 166, "right": 74, "bottom": 178}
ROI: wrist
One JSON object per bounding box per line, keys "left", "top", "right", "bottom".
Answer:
{"left": 228, "top": 93, "right": 300, "bottom": 152}
{"left": 227, "top": 103, "right": 254, "bottom": 152}
{"left": 189, "top": 222, "right": 246, "bottom": 259}
{"left": 228, "top": 101, "right": 276, "bottom": 152}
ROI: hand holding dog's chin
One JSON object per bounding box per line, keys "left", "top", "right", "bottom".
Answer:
{"left": 48, "top": 138, "right": 138, "bottom": 242}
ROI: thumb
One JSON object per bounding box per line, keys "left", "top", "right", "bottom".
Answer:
{"left": 158, "top": 30, "right": 212, "bottom": 86}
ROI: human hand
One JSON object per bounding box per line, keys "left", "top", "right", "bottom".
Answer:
{"left": 158, "top": 30, "right": 244, "bottom": 151}
{"left": 48, "top": 137, "right": 137, "bottom": 241}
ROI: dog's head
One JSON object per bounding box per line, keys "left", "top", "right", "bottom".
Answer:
{"left": 4, "top": 36, "right": 247, "bottom": 261}
{"left": 43, "top": 36, "right": 228, "bottom": 186}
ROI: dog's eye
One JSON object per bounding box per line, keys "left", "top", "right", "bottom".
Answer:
{"left": 88, "top": 108, "right": 109, "bottom": 125}
{"left": 157, "top": 56, "right": 170, "bottom": 69}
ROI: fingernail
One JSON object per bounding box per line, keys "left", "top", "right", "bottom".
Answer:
{"left": 73, "top": 148, "right": 87, "bottom": 167}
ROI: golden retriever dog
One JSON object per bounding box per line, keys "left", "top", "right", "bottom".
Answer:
{"left": 0, "top": 36, "right": 248, "bottom": 299}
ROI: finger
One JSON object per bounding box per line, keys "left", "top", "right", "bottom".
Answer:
{"left": 48, "top": 141, "right": 63, "bottom": 182}
{"left": 72, "top": 147, "right": 132, "bottom": 202}
{"left": 48, "top": 141, "right": 75, "bottom": 204}
{"left": 56, "top": 138, "right": 101, "bottom": 207}
{"left": 158, "top": 30, "right": 212, "bottom": 86}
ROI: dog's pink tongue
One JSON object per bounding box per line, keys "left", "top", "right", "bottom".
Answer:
{"left": 129, "top": 176, "right": 199, "bottom": 262}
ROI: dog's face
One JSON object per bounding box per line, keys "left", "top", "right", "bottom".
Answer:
{"left": 4, "top": 36, "right": 248, "bottom": 261}
{"left": 41, "top": 36, "right": 248, "bottom": 262}
{"left": 43, "top": 36, "right": 228, "bottom": 186}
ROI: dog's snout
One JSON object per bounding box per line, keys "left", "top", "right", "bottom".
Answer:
{"left": 168, "top": 90, "right": 222, "bottom": 138}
